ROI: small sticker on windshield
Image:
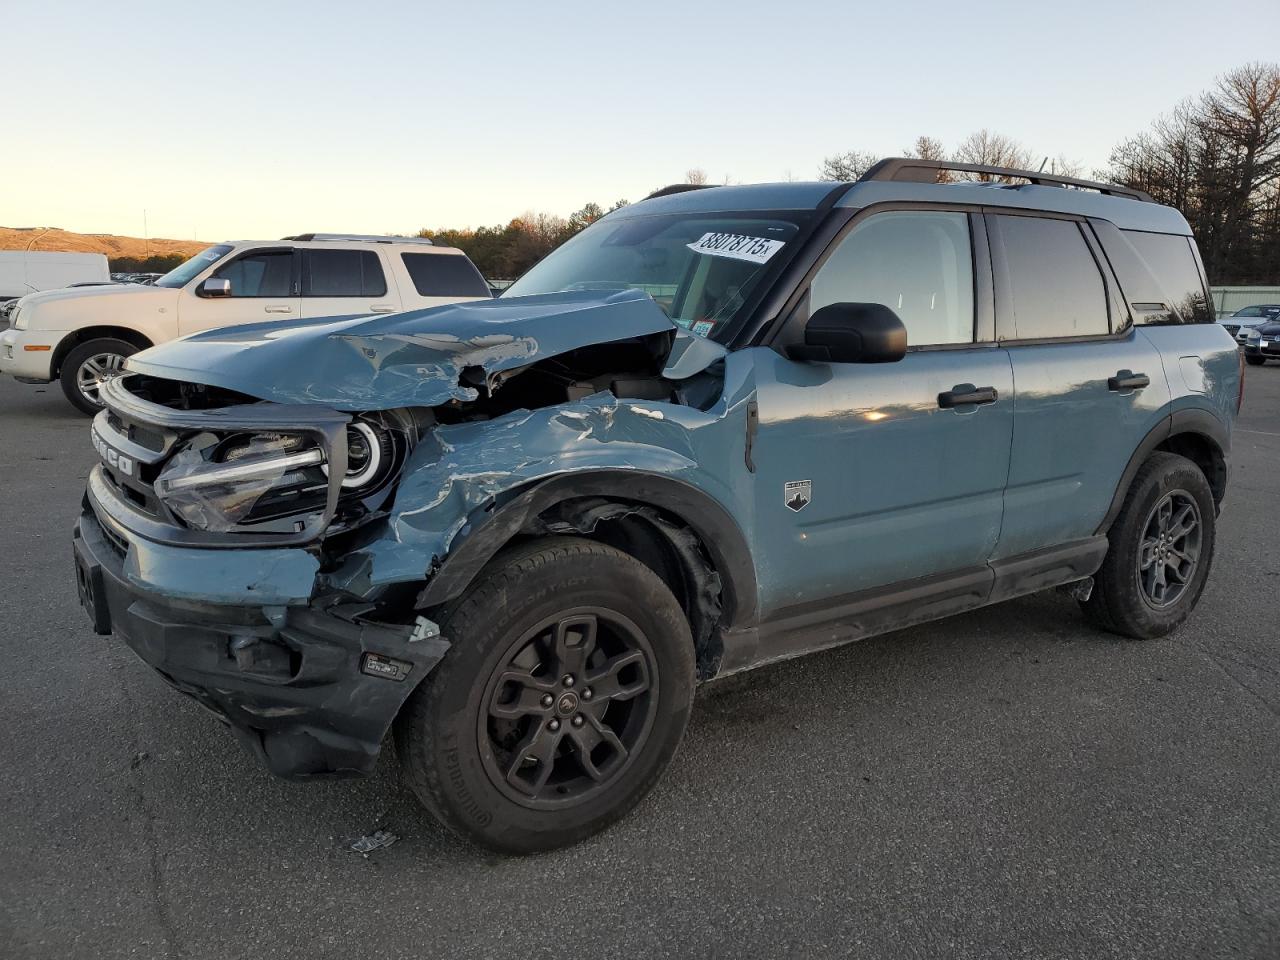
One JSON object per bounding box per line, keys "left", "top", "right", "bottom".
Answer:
{"left": 691, "top": 320, "right": 715, "bottom": 337}
{"left": 687, "top": 232, "right": 785, "bottom": 265}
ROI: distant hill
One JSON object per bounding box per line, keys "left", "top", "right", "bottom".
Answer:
{"left": 0, "top": 227, "right": 207, "bottom": 261}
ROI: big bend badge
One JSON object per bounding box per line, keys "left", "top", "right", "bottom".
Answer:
{"left": 784, "top": 480, "right": 811, "bottom": 513}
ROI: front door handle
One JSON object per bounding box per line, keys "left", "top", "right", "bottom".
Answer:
{"left": 938, "top": 384, "right": 998, "bottom": 408}
{"left": 264, "top": 305, "right": 293, "bottom": 314}
{"left": 1108, "top": 370, "right": 1150, "bottom": 391}
{"left": 369, "top": 304, "right": 396, "bottom": 313}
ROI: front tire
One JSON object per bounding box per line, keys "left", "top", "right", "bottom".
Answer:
{"left": 59, "top": 338, "right": 137, "bottom": 414}
{"left": 1245, "top": 354, "right": 1266, "bottom": 366}
{"left": 1081, "top": 452, "right": 1215, "bottom": 639}
{"left": 395, "top": 537, "right": 695, "bottom": 854}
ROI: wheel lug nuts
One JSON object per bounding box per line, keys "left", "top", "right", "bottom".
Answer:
{"left": 581, "top": 688, "right": 593, "bottom": 701}
{"left": 562, "top": 674, "right": 575, "bottom": 688}
{"left": 540, "top": 694, "right": 554, "bottom": 708}
{"left": 548, "top": 718, "right": 560, "bottom": 731}
{"left": 572, "top": 715, "right": 584, "bottom": 727}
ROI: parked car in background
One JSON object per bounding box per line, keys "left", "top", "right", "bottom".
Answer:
{"left": 1243, "top": 318, "right": 1280, "bottom": 364}
{"left": 72, "top": 160, "right": 1239, "bottom": 853}
{"left": 1219, "top": 304, "right": 1280, "bottom": 343}
{"left": 0, "top": 251, "right": 110, "bottom": 306}
{"left": 1, "top": 234, "right": 492, "bottom": 413}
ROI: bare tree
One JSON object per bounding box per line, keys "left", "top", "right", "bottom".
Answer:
{"left": 1102, "top": 62, "right": 1280, "bottom": 282}
{"left": 905, "top": 135, "right": 947, "bottom": 161}
{"left": 1202, "top": 63, "right": 1280, "bottom": 275}
{"left": 954, "top": 130, "right": 1035, "bottom": 179}
{"left": 684, "top": 168, "right": 709, "bottom": 185}
{"left": 817, "top": 150, "right": 879, "bottom": 181}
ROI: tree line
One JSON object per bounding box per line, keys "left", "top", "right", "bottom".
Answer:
{"left": 108, "top": 253, "right": 186, "bottom": 273}
{"left": 418, "top": 201, "right": 628, "bottom": 281}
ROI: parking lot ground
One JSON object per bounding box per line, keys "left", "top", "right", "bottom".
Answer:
{"left": 1, "top": 367, "right": 1278, "bottom": 960}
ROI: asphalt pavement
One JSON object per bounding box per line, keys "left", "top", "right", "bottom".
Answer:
{"left": 1, "top": 367, "right": 1278, "bottom": 960}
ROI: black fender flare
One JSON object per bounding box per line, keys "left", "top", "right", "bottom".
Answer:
{"left": 416, "top": 470, "right": 759, "bottom": 628}
{"left": 1095, "top": 407, "right": 1230, "bottom": 535}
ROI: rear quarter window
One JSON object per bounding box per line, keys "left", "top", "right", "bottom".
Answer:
{"left": 401, "top": 253, "right": 490, "bottom": 297}
{"left": 1120, "top": 231, "right": 1212, "bottom": 324}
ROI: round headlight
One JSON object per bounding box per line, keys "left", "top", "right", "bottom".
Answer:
{"left": 321, "top": 421, "right": 394, "bottom": 490}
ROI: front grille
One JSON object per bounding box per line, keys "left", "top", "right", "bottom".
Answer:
{"left": 95, "top": 373, "right": 353, "bottom": 546}
{"left": 1223, "top": 324, "right": 1240, "bottom": 336}
{"left": 101, "top": 521, "right": 129, "bottom": 559}
{"left": 106, "top": 411, "right": 165, "bottom": 452}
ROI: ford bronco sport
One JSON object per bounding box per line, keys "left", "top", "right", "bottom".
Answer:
{"left": 73, "top": 159, "right": 1241, "bottom": 853}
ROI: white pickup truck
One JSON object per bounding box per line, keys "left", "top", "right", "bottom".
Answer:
{"left": 1, "top": 234, "right": 491, "bottom": 413}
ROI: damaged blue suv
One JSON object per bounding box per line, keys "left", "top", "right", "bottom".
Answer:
{"left": 74, "top": 159, "right": 1242, "bottom": 853}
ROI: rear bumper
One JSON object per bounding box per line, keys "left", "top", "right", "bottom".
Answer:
{"left": 73, "top": 505, "right": 448, "bottom": 779}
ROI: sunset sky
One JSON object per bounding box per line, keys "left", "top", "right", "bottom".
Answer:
{"left": 3, "top": 0, "right": 1278, "bottom": 241}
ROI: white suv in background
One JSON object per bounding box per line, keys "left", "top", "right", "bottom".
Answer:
{"left": 0, "top": 234, "right": 491, "bottom": 413}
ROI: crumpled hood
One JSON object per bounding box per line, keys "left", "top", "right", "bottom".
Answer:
{"left": 126, "top": 289, "right": 678, "bottom": 410}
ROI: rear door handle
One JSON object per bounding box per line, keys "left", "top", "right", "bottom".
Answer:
{"left": 369, "top": 303, "right": 396, "bottom": 313}
{"left": 1108, "top": 370, "right": 1150, "bottom": 391}
{"left": 264, "top": 305, "right": 293, "bottom": 314}
{"left": 938, "top": 384, "right": 998, "bottom": 408}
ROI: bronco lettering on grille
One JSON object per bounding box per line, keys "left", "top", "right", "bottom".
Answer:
{"left": 91, "top": 429, "right": 134, "bottom": 478}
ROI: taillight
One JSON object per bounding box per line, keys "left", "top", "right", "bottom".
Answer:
{"left": 1237, "top": 347, "right": 1246, "bottom": 414}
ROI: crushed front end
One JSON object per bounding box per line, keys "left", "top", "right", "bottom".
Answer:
{"left": 74, "top": 373, "right": 449, "bottom": 778}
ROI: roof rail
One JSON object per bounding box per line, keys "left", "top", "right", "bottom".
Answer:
{"left": 280, "top": 233, "right": 435, "bottom": 245}
{"left": 644, "top": 184, "right": 716, "bottom": 200}
{"left": 858, "top": 158, "right": 1153, "bottom": 203}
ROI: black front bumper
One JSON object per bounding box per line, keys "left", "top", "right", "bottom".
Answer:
{"left": 1244, "top": 342, "right": 1280, "bottom": 360}
{"left": 73, "top": 508, "right": 448, "bottom": 779}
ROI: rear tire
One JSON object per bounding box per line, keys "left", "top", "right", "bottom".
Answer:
{"left": 395, "top": 536, "right": 695, "bottom": 854}
{"left": 1245, "top": 355, "right": 1266, "bottom": 366}
{"left": 1081, "top": 452, "right": 1215, "bottom": 639}
{"left": 59, "top": 338, "right": 137, "bottom": 415}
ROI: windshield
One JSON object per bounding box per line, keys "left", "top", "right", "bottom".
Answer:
{"left": 503, "top": 212, "right": 806, "bottom": 340}
{"left": 154, "top": 244, "right": 234, "bottom": 288}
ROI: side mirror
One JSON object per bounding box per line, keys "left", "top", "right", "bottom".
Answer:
{"left": 789, "top": 302, "right": 907, "bottom": 364}
{"left": 199, "top": 277, "right": 232, "bottom": 298}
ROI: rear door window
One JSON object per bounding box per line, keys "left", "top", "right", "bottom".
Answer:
{"left": 302, "top": 250, "right": 387, "bottom": 297}
{"left": 994, "top": 216, "right": 1109, "bottom": 339}
{"left": 1120, "top": 231, "right": 1212, "bottom": 324}
{"left": 401, "top": 253, "right": 490, "bottom": 297}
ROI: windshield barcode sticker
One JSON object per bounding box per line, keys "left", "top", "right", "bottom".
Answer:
{"left": 687, "top": 232, "right": 785, "bottom": 265}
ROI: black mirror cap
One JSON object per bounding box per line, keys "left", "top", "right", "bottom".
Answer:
{"left": 789, "top": 302, "right": 907, "bottom": 364}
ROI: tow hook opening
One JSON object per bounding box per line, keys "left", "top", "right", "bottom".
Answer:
{"left": 229, "top": 635, "right": 301, "bottom": 680}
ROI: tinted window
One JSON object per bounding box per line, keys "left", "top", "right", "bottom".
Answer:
{"left": 302, "top": 250, "right": 387, "bottom": 297}
{"left": 401, "top": 253, "right": 490, "bottom": 297}
{"left": 1121, "top": 231, "right": 1212, "bottom": 324}
{"left": 811, "top": 211, "right": 974, "bottom": 346}
{"left": 215, "top": 251, "right": 293, "bottom": 298}
{"left": 997, "top": 216, "right": 1108, "bottom": 338}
